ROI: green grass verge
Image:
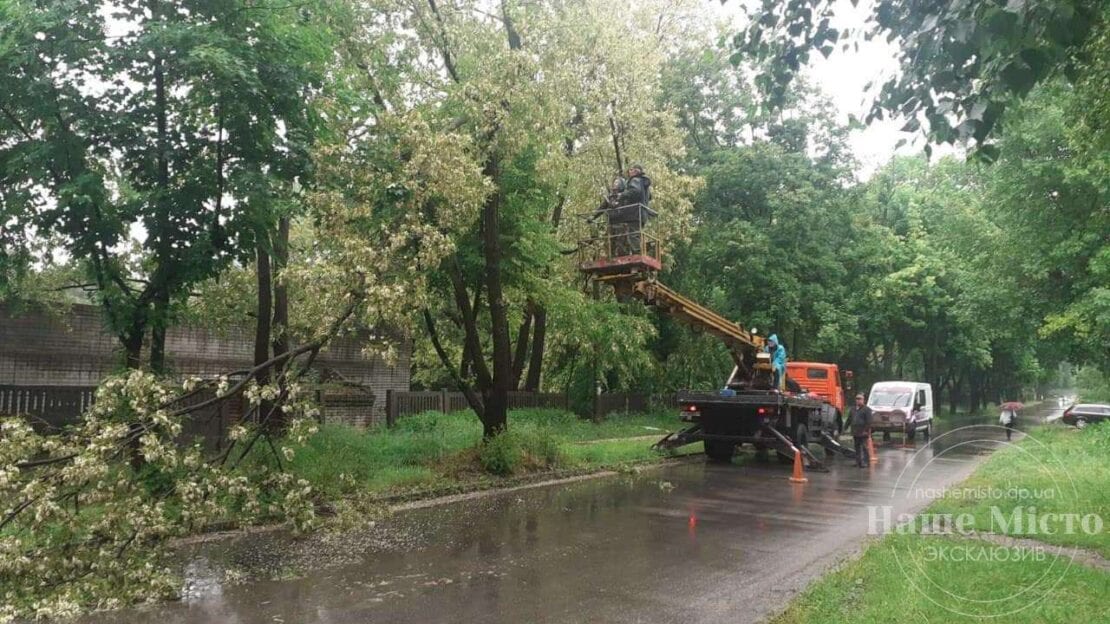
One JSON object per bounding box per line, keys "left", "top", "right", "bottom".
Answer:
{"left": 772, "top": 421, "right": 1110, "bottom": 623}
{"left": 927, "top": 423, "right": 1110, "bottom": 557}
{"left": 774, "top": 533, "right": 1109, "bottom": 623}
{"left": 281, "top": 408, "right": 683, "bottom": 500}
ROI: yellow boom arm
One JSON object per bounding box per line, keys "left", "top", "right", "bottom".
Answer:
{"left": 622, "top": 278, "right": 764, "bottom": 369}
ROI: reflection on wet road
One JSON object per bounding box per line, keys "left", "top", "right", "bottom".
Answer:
{"left": 84, "top": 409, "right": 1059, "bottom": 624}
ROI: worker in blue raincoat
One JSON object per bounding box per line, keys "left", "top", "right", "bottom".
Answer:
{"left": 765, "top": 334, "right": 786, "bottom": 390}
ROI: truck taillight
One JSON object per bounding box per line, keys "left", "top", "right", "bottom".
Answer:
{"left": 757, "top": 407, "right": 767, "bottom": 415}
{"left": 687, "top": 404, "right": 698, "bottom": 412}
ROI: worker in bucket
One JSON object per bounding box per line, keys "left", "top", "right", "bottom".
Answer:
{"left": 614, "top": 164, "right": 653, "bottom": 256}
{"left": 765, "top": 334, "right": 787, "bottom": 390}
{"left": 591, "top": 175, "right": 634, "bottom": 256}
{"left": 616, "top": 164, "right": 652, "bottom": 208}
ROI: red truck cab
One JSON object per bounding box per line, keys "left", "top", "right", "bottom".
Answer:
{"left": 785, "top": 362, "right": 849, "bottom": 414}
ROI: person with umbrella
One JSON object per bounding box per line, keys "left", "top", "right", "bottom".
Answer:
{"left": 999, "top": 401, "right": 1023, "bottom": 441}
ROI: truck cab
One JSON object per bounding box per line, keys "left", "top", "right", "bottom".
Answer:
{"left": 786, "top": 362, "right": 847, "bottom": 412}
{"left": 786, "top": 362, "right": 849, "bottom": 435}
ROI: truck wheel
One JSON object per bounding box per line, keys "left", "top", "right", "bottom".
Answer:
{"left": 788, "top": 423, "right": 810, "bottom": 463}
{"left": 882, "top": 432, "right": 891, "bottom": 442}
{"left": 704, "top": 440, "right": 735, "bottom": 463}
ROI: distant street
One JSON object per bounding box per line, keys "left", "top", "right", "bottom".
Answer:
{"left": 85, "top": 407, "right": 1059, "bottom": 624}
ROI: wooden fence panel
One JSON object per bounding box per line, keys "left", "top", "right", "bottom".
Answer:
{"left": 386, "top": 390, "right": 570, "bottom": 425}
{"left": 507, "top": 391, "right": 567, "bottom": 410}
{"left": 592, "top": 392, "right": 677, "bottom": 418}
{"left": 0, "top": 385, "right": 95, "bottom": 431}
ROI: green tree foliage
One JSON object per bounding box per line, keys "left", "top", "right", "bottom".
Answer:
{"left": 0, "top": 0, "right": 339, "bottom": 370}
{"left": 985, "top": 84, "right": 1109, "bottom": 368}
{"left": 2, "top": 1, "right": 1107, "bottom": 619}
{"left": 731, "top": 0, "right": 1107, "bottom": 153}
{"left": 378, "top": 0, "right": 701, "bottom": 436}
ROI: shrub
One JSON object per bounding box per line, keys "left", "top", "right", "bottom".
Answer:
{"left": 517, "top": 428, "right": 564, "bottom": 467}
{"left": 479, "top": 431, "right": 522, "bottom": 475}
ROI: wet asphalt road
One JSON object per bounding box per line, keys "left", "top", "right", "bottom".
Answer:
{"left": 84, "top": 410, "right": 1059, "bottom": 624}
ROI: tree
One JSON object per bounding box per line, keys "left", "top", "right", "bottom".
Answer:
{"left": 730, "top": 0, "right": 1107, "bottom": 154}
{"left": 0, "top": 0, "right": 337, "bottom": 371}
{"left": 387, "top": 0, "right": 699, "bottom": 437}
{"left": 984, "top": 83, "right": 1110, "bottom": 369}
{"left": 1, "top": 0, "right": 493, "bottom": 612}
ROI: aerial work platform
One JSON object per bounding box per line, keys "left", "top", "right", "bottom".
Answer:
{"left": 577, "top": 198, "right": 852, "bottom": 472}
{"left": 577, "top": 203, "right": 662, "bottom": 276}
{"left": 578, "top": 203, "right": 763, "bottom": 366}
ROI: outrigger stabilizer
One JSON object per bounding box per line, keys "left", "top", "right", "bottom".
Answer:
{"left": 653, "top": 424, "right": 836, "bottom": 472}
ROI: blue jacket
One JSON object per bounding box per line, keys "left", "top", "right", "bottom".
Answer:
{"left": 766, "top": 334, "right": 786, "bottom": 373}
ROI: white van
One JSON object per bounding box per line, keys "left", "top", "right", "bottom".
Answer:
{"left": 867, "top": 381, "right": 934, "bottom": 440}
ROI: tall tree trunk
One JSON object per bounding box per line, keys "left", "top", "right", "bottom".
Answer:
{"left": 269, "top": 218, "right": 290, "bottom": 432}
{"left": 481, "top": 164, "right": 511, "bottom": 438}
{"left": 522, "top": 192, "right": 567, "bottom": 392}
{"left": 255, "top": 243, "right": 273, "bottom": 392}
{"left": 968, "top": 372, "right": 980, "bottom": 414}
{"left": 149, "top": 21, "right": 171, "bottom": 374}
{"left": 122, "top": 300, "right": 149, "bottom": 471}
{"left": 271, "top": 217, "right": 290, "bottom": 358}
{"left": 122, "top": 324, "right": 144, "bottom": 371}
{"left": 459, "top": 335, "right": 473, "bottom": 380}
{"left": 882, "top": 340, "right": 895, "bottom": 377}
{"left": 524, "top": 306, "right": 546, "bottom": 391}
{"left": 949, "top": 373, "right": 963, "bottom": 414}
{"left": 511, "top": 310, "right": 532, "bottom": 389}
{"left": 485, "top": 3, "right": 520, "bottom": 435}
{"left": 149, "top": 288, "right": 169, "bottom": 374}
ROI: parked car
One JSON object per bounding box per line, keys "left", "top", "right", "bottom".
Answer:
{"left": 1061, "top": 404, "right": 1110, "bottom": 428}
{"left": 867, "top": 381, "right": 934, "bottom": 440}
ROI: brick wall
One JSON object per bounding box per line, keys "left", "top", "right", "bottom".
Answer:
{"left": 0, "top": 303, "right": 410, "bottom": 427}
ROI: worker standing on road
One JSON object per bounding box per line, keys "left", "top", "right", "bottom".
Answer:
{"left": 765, "top": 334, "right": 787, "bottom": 390}
{"left": 847, "top": 393, "right": 873, "bottom": 468}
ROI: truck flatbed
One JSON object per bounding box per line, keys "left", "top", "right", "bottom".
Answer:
{"left": 676, "top": 391, "right": 825, "bottom": 410}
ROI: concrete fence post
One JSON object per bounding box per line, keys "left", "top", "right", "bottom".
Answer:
{"left": 385, "top": 389, "right": 395, "bottom": 428}
{"left": 440, "top": 388, "right": 449, "bottom": 413}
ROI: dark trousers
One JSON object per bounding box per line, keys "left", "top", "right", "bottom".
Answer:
{"left": 853, "top": 435, "right": 870, "bottom": 467}
{"left": 607, "top": 222, "right": 640, "bottom": 257}
{"left": 1005, "top": 423, "right": 1015, "bottom": 441}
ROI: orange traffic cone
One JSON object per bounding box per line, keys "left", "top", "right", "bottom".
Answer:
{"left": 868, "top": 435, "right": 879, "bottom": 465}
{"left": 789, "top": 446, "right": 808, "bottom": 483}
